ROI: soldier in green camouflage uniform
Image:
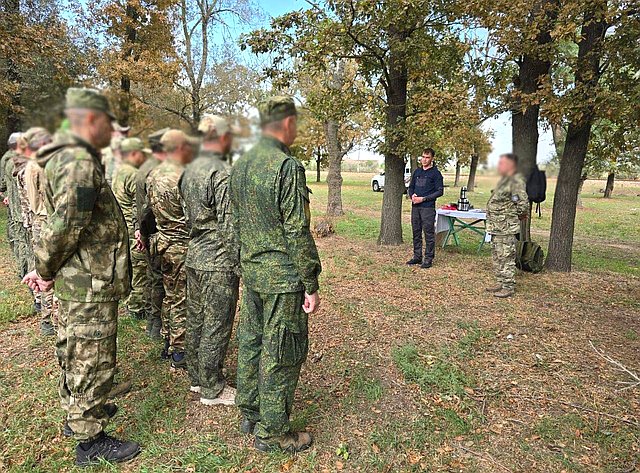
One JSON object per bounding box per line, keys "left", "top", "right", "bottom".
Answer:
{"left": 486, "top": 153, "right": 529, "bottom": 298}
{"left": 112, "top": 137, "right": 149, "bottom": 319}
{"left": 2, "top": 137, "right": 31, "bottom": 279}
{"left": 135, "top": 128, "right": 168, "bottom": 340}
{"left": 23, "top": 88, "right": 140, "bottom": 466}
{"left": 0, "top": 133, "right": 22, "bottom": 257}
{"left": 179, "top": 115, "right": 239, "bottom": 405}
{"left": 147, "top": 129, "right": 197, "bottom": 368}
{"left": 230, "top": 97, "right": 322, "bottom": 453}
{"left": 101, "top": 123, "right": 129, "bottom": 187}
{"left": 21, "top": 127, "right": 56, "bottom": 335}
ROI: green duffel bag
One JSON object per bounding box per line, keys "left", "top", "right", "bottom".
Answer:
{"left": 516, "top": 241, "right": 545, "bottom": 273}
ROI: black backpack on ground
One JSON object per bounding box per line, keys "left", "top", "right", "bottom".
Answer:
{"left": 516, "top": 241, "right": 545, "bottom": 273}
{"left": 526, "top": 166, "right": 547, "bottom": 217}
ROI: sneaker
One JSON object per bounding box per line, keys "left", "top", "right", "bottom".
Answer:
{"left": 76, "top": 432, "right": 141, "bottom": 466}
{"left": 254, "top": 431, "right": 313, "bottom": 454}
{"left": 200, "top": 386, "right": 236, "bottom": 406}
{"left": 485, "top": 284, "right": 502, "bottom": 293}
{"left": 240, "top": 417, "right": 256, "bottom": 434}
{"left": 108, "top": 380, "right": 132, "bottom": 399}
{"left": 64, "top": 403, "right": 118, "bottom": 437}
{"left": 494, "top": 288, "right": 515, "bottom": 298}
{"left": 406, "top": 257, "right": 422, "bottom": 265}
{"left": 170, "top": 351, "right": 187, "bottom": 370}
{"left": 420, "top": 260, "right": 433, "bottom": 269}
{"left": 190, "top": 386, "right": 201, "bottom": 393}
{"left": 40, "top": 320, "right": 55, "bottom": 337}
{"left": 160, "top": 339, "right": 170, "bottom": 361}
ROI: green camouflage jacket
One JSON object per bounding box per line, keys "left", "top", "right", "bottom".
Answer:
{"left": 135, "top": 155, "right": 160, "bottom": 238}
{"left": 6, "top": 154, "right": 28, "bottom": 227}
{"left": 486, "top": 173, "right": 529, "bottom": 236}
{"left": 147, "top": 158, "right": 188, "bottom": 248}
{"left": 0, "top": 149, "right": 16, "bottom": 194}
{"left": 112, "top": 161, "right": 138, "bottom": 235}
{"left": 230, "top": 136, "right": 321, "bottom": 294}
{"left": 35, "top": 133, "right": 131, "bottom": 302}
{"left": 179, "top": 150, "right": 239, "bottom": 272}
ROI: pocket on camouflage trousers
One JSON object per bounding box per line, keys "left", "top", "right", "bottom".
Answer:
{"left": 274, "top": 316, "right": 309, "bottom": 367}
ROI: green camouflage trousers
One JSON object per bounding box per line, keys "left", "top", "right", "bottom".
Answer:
{"left": 491, "top": 234, "right": 517, "bottom": 290}
{"left": 126, "top": 238, "right": 149, "bottom": 317}
{"left": 186, "top": 268, "right": 239, "bottom": 398}
{"left": 56, "top": 299, "right": 118, "bottom": 442}
{"left": 146, "top": 235, "right": 165, "bottom": 333}
{"left": 160, "top": 242, "right": 187, "bottom": 353}
{"left": 32, "top": 218, "right": 57, "bottom": 325}
{"left": 236, "top": 288, "right": 308, "bottom": 439}
{"left": 10, "top": 221, "right": 30, "bottom": 278}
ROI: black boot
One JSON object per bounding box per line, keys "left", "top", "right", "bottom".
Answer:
{"left": 240, "top": 417, "right": 256, "bottom": 434}
{"left": 406, "top": 257, "right": 422, "bottom": 265}
{"left": 76, "top": 432, "right": 141, "bottom": 466}
{"left": 160, "top": 338, "right": 170, "bottom": 360}
{"left": 64, "top": 403, "right": 118, "bottom": 437}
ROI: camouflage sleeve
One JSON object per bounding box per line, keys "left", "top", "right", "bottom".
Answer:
{"left": 512, "top": 175, "right": 529, "bottom": 216}
{"left": 211, "top": 167, "right": 238, "bottom": 262}
{"left": 35, "top": 151, "right": 98, "bottom": 280}
{"left": 0, "top": 153, "right": 8, "bottom": 193}
{"left": 126, "top": 171, "right": 138, "bottom": 231}
{"left": 279, "top": 158, "right": 322, "bottom": 294}
{"left": 24, "top": 163, "right": 40, "bottom": 216}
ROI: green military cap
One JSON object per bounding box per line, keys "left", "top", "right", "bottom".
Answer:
{"left": 258, "top": 95, "right": 297, "bottom": 125}
{"left": 65, "top": 87, "right": 116, "bottom": 120}
{"left": 23, "top": 127, "right": 52, "bottom": 149}
{"left": 120, "top": 137, "right": 150, "bottom": 154}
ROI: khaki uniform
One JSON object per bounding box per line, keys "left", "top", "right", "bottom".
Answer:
{"left": 3, "top": 154, "right": 31, "bottom": 278}
{"left": 147, "top": 159, "right": 188, "bottom": 353}
{"left": 486, "top": 173, "right": 529, "bottom": 290}
{"left": 231, "top": 135, "right": 321, "bottom": 439}
{"left": 35, "top": 133, "right": 131, "bottom": 442}
{"left": 112, "top": 162, "right": 148, "bottom": 318}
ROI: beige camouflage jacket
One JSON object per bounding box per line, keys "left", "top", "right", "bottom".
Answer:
{"left": 35, "top": 134, "right": 131, "bottom": 302}
{"left": 486, "top": 173, "right": 529, "bottom": 236}
{"left": 112, "top": 161, "right": 138, "bottom": 236}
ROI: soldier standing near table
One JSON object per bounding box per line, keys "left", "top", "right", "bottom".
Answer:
{"left": 136, "top": 128, "right": 168, "bottom": 339}
{"left": 147, "top": 129, "right": 197, "bottom": 368}
{"left": 113, "top": 137, "right": 149, "bottom": 320}
{"left": 179, "top": 115, "right": 239, "bottom": 406}
{"left": 22, "top": 127, "right": 56, "bottom": 336}
{"left": 230, "top": 96, "right": 322, "bottom": 453}
{"left": 22, "top": 88, "right": 140, "bottom": 466}
{"left": 486, "top": 153, "right": 529, "bottom": 298}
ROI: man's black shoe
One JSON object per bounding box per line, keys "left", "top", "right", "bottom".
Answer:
{"left": 406, "top": 257, "right": 422, "bottom": 265}
{"left": 240, "top": 418, "right": 256, "bottom": 434}
{"left": 76, "top": 432, "right": 141, "bottom": 466}
{"left": 160, "top": 338, "right": 170, "bottom": 360}
{"left": 170, "top": 351, "right": 187, "bottom": 370}
{"left": 64, "top": 403, "right": 118, "bottom": 437}
{"left": 420, "top": 260, "right": 433, "bottom": 269}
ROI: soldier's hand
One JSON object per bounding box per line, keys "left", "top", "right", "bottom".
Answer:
{"left": 2, "top": 197, "right": 8, "bottom": 206}
{"left": 134, "top": 230, "right": 146, "bottom": 252}
{"left": 303, "top": 292, "right": 320, "bottom": 315}
{"left": 22, "top": 270, "right": 54, "bottom": 292}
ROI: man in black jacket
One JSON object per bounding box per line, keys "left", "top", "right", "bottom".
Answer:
{"left": 407, "top": 148, "right": 444, "bottom": 269}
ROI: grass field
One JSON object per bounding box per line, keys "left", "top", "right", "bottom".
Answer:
{"left": 0, "top": 171, "right": 638, "bottom": 472}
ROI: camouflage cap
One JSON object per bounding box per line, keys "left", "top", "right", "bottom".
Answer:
{"left": 65, "top": 87, "right": 116, "bottom": 120}
{"left": 120, "top": 137, "right": 150, "bottom": 154}
{"left": 198, "top": 114, "right": 239, "bottom": 138}
{"left": 148, "top": 127, "right": 170, "bottom": 149}
{"left": 23, "top": 127, "right": 52, "bottom": 150}
{"left": 258, "top": 96, "right": 297, "bottom": 125}
{"left": 7, "top": 132, "right": 22, "bottom": 147}
{"left": 160, "top": 129, "right": 200, "bottom": 152}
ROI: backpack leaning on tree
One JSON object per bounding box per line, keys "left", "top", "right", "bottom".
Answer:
{"left": 516, "top": 165, "right": 547, "bottom": 273}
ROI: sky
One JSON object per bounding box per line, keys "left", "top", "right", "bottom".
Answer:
{"left": 249, "top": 0, "right": 557, "bottom": 168}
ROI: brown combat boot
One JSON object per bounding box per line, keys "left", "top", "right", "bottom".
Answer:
{"left": 254, "top": 431, "right": 313, "bottom": 453}
{"left": 485, "top": 284, "right": 502, "bottom": 293}
{"left": 108, "top": 380, "right": 132, "bottom": 399}
{"left": 494, "top": 288, "right": 515, "bottom": 298}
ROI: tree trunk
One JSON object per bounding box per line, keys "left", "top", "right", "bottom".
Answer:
{"left": 603, "top": 172, "right": 614, "bottom": 198}
{"left": 576, "top": 173, "right": 586, "bottom": 208}
{"left": 316, "top": 147, "right": 321, "bottom": 183}
{"left": 467, "top": 154, "right": 479, "bottom": 191}
{"left": 2, "top": 0, "right": 22, "bottom": 156}
{"left": 378, "top": 34, "right": 408, "bottom": 246}
{"left": 326, "top": 120, "right": 344, "bottom": 216}
{"left": 118, "top": 1, "right": 138, "bottom": 126}
{"left": 454, "top": 160, "right": 461, "bottom": 187}
{"left": 546, "top": 5, "right": 607, "bottom": 272}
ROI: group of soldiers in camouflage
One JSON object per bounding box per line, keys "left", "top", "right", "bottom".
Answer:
{"left": 15, "top": 88, "right": 321, "bottom": 466}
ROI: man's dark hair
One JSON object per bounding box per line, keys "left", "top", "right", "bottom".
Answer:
{"left": 422, "top": 147, "right": 435, "bottom": 157}
{"left": 501, "top": 153, "right": 519, "bottom": 165}
{"left": 150, "top": 143, "right": 164, "bottom": 153}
